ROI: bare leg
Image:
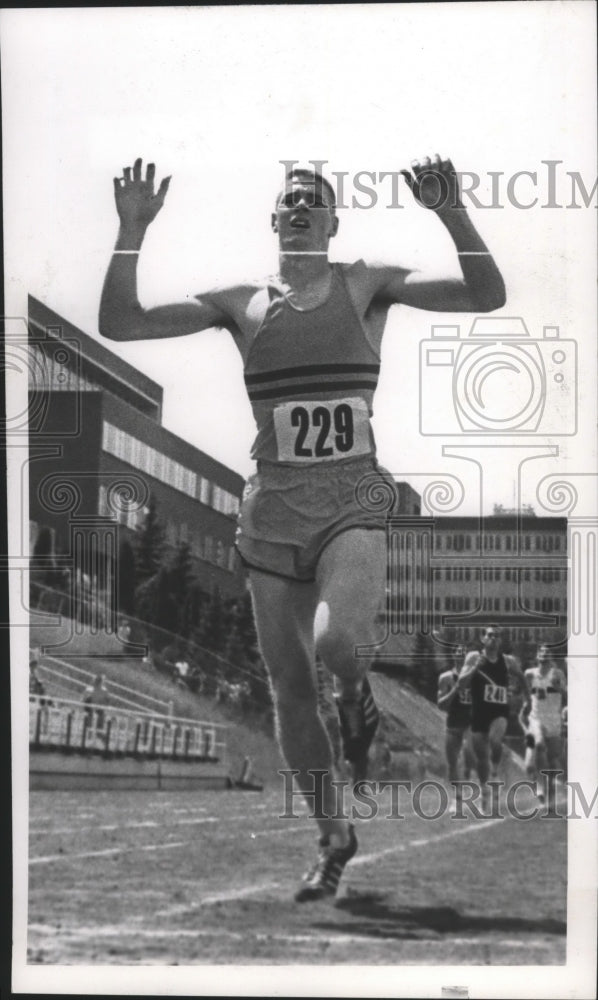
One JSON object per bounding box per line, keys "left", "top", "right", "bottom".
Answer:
{"left": 445, "top": 728, "right": 465, "bottom": 784}
{"left": 488, "top": 716, "right": 508, "bottom": 778}
{"left": 314, "top": 529, "right": 386, "bottom": 695}
{"left": 471, "top": 730, "right": 491, "bottom": 785}
{"left": 463, "top": 728, "right": 475, "bottom": 780}
{"left": 315, "top": 530, "right": 386, "bottom": 778}
{"left": 248, "top": 569, "right": 350, "bottom": 844}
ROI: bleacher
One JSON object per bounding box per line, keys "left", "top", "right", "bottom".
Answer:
{"left": 30, "top": 694, "right": 224, "bottom": 763}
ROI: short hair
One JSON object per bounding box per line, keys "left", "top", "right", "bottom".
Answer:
{"left": 482, "top": 625, "right": 501, "bottom": 636}
{"left": 275, "top": 167, "right": 337, "bottom": 211}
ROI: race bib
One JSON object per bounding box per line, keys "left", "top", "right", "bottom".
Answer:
{"left": 484, "top": 684, "right": 507, "bottom": 705}
{"left": 273, "top": 398, "right": 371, "bottom": 463}
{"left": 458, "top": 688, "right": 472, "bottom": 705}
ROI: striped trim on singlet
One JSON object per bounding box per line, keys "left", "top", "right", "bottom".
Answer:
{"left": 244, "top": 362, "right": 380, "bottom": 402}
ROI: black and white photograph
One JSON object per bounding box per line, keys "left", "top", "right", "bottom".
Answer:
{"left": 2, "top": 3, "right": 597, "bottom": 996}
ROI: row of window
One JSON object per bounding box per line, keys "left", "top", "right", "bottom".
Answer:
{"left": 434, "top": 533, "right": 563, "bottom": 552}
{"left": 395, "top": 566, "right": 566, "bottom": 583}
{"left": 393, "top": 532, "right": 565, "bottom": 552}
{"left": 390, "top": 595, "right": 565, "bottom": 613}
{"left": 102, "top": 422, "right": 239, "bottom": 516}
{"left": 98, "top": 486, "right": 237, "bottom": 573}
{"left": 434, "top": 567, "right": 564, "bottom": 583}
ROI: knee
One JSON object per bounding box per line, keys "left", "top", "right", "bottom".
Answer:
{"left": 315, "top": 626, "right": 361, "bottom": 676}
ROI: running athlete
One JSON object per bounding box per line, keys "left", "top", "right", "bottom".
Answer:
{"left": 458, "top": 627, "right": 528, "bottom": 809}
{"left": 99, "top": 156, "right": 505, "bottom": 900}
{"left": 437, "top": 646, "right": 475, "bottom": 798}
{"left": 521, "top": 645, "right": 567, "bottom": 812}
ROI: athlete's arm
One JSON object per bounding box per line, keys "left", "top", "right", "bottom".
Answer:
{"left": 437, "top": 672, "right": 458, "bottom": 711}
{"left": 99, "top": 158, "right": 233, "bottom": 341}
{"left": 508, "top": 656, "right": 531, "bottom": 710}
{"left": 367, "top": 156, "right": 506, "bottom": 314}
{"left": 457, "top": 651, "right": 480, "bottom": 688}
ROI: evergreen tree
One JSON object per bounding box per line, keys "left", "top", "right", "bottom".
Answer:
{"left": 194, "top": 588, "right": 226, "bottom": 653}
{"left": 152, "top": 565, "right": 178, "bottom": 635}
{"left": 168, "top": 542, "right": 196, "bottom": 636}
{"left": 135, "top": 496, "right": 164, "bottom": 584}
{"left": 117, "top": 539, "right": 137, "bottom": 616}
{"left": 32, "top": 525, "right": 56, "bottom": 586}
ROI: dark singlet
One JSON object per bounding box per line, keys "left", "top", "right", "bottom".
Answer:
{"left": 471, "top": 653, "right": 509, "bottom": 722}
{"left": 243, "top": 264, "right": 381, "bottom": 466}
{"left": 446, "top": 670, "right": 472, "bottom": 729}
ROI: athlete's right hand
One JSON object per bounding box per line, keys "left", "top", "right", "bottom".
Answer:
{"left": 113, "top": 158, "right": 171, "bottom": 230}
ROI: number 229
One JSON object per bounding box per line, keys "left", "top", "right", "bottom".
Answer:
{"left": 291, "top": 404, "right": 354, "bottom": 458}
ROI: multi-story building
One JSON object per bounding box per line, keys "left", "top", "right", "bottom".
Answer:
{"left": 386, "top": 511, "right": 568, "bottom": 654}
{"left": 27, "top": 295, "right": 246, "bottom": 600}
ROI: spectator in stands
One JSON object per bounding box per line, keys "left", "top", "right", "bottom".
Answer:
{"left": 82, "top": 673, "right": 110, "bottom": 731}
{"left": 174, "top": 653, "right": 190, "bottom": 687}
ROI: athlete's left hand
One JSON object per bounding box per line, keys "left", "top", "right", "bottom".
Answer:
{"left": 400, "top": 155, "right": 462, "bottom": 214}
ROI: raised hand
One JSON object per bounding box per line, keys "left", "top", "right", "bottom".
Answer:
{"left": 400, "top": 155, "right": 462, "bottom": 213}
{"left": 113, "top": 158, "right": 171, "bottom": 232}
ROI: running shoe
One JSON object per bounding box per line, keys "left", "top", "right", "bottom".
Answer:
{"left": 294, "top": 825, "right": 358, "bottom": 903}
{"left": 337, "top": 676, "right": 380, "bottom": 777}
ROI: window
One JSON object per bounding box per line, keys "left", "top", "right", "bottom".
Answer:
{"left": 524, "top": 536, "right": 531, "bottom": 551}
{"left": 505, "top": 568, "right": 511, "bottom": 582}
{"left": 465, "top": 535, "right": 472, "bottom": 550}
{"left": 505, "top": 536, "right": 512, "bottom": 551}
{"left": 495, "top": 535, "right": 501, "bottom": 550}
{"left": 524, "top": 569, "right": 531, "bottom": 581}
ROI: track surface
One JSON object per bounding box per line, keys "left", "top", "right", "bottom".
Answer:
{"left": 27, "top": 783, "right": 566, "bottom": 966}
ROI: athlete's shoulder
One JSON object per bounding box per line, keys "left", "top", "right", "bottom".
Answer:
{"left": 197, "top": 277, "right": 268, "bottom": 302}
{"left": 438, "top": 669, "right": 454, "bottom": 685}
{"left": 338, "top": 258, "right": 412, "bottom": 298}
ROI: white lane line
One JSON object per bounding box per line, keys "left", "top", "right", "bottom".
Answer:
{"left": 30, "top": 841, "right": 189, "bottom": 865}
{"left": 247, "top": 823, "right": 308, "bottom": 839}
{"left": 352, "top": 818, "right": 503, "bottom": 867}
{"left": 154, "top": 881, "right": 282, "bottom": 916}
{"left": 29, "top": 817, "right": 219, "bottom": 836}
{"left": 27, "top": 921, "right": 554, "bottom": 951}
